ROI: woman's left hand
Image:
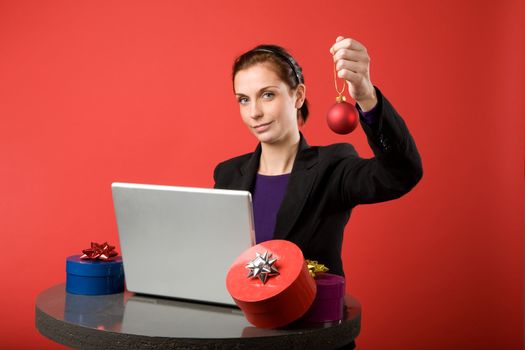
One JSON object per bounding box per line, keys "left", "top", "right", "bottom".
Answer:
{"left": 330, "top": 36, "right": 377, "bottom": 111}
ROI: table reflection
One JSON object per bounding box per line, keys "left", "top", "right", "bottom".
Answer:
{"left": 37, "top": 284, "right": 360, "bottom": 339}
{"left": 64, "top": 292, "right": 124, "bottom": 332}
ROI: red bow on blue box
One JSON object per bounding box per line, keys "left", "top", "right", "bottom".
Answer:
{"left": 80, "top": 242, "right": 118, "bottom": 261}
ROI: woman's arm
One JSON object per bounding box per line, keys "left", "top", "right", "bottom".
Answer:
{"left": 330, "top": 36, "right": 422, "bottom": 206}
{"left": 337, "top": 87, "right": 423, "bottom": 206}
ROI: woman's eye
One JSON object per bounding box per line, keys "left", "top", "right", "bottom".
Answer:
{"left": 238, "top": 92, "right": 273, "bottom": 104}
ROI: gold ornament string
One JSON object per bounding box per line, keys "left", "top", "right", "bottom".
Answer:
{"left": 333, "top": 62, "right": 346, "bottom": 102}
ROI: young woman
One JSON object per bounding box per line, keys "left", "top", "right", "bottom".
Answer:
{"left": 214, "top": 35, "right": 423, "bottom": 278}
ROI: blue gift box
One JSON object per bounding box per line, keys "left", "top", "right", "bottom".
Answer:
{"left": 66, "top": 255, "right": 124, "bottom": 295}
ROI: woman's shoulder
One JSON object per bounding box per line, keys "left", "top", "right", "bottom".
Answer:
{"left": 215, "top": 152, "right": 253, "bottom": 170}
{"left": 213, "top": 151, "right": 254, "bottom": 181}
{"left": 314, "top": 142, "right": 360, "bottom": 161}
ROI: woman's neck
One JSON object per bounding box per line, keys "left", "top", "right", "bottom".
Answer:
{"left": 258, "top": 133, "right": 300, "bottom": 175}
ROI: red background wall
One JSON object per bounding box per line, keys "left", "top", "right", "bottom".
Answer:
{"left": 1, "top": 0, "right": 523, "bottom": 349}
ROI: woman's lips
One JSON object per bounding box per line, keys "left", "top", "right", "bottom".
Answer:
{"left": 253, "top": 121, "right": 273, "bottom": 132}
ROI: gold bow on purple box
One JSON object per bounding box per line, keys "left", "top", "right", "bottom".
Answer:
{"left": 306, "top": 259, "right": 329, "bottom": 278}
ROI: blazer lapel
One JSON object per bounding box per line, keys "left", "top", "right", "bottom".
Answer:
{"left": 238, "top": 144, "right": 262, "bottom": 191}
{"left": 273, "top": 134, "right": 318, "bottom": 240}
{"left": 237, "top": 134, "right": 319, "bottom": 240}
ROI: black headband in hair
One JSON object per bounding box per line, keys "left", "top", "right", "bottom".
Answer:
{"left": 252, "top": 48, "right": 301, "bottom": 84}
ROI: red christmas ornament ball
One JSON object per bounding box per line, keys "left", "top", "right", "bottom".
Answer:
{"left": 326, "top": 100, "right": 359, "bottom": 135}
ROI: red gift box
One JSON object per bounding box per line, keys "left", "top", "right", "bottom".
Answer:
{"left": 226, "top": 240, "right": 316, "bottom": 328}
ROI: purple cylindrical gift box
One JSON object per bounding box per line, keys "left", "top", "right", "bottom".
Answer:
{"left": 301, "top": 273, "right": 345, "bottom": 322}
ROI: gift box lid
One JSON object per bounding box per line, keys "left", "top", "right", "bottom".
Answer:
{"left": 226, "top": 240, "right": 308, "bottom": 302}
{"left": 66, "top": 255, "right": 123, "bottom": 277}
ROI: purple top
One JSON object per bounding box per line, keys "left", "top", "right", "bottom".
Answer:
{"left": 252, "top": 173, "right": 291, "bottom": 243}
{"left": 251, "top": 104, "right": 379, "bottom": 244}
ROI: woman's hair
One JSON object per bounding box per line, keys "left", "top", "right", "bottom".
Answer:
{"left": 232, "top": 44, "right": 310, "bottom": 123}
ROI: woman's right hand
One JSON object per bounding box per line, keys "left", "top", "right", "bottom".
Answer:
{"left": 330, "top": 36, "right": 377, "bottom": 111}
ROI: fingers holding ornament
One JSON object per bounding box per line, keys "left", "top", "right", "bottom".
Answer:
{"left": 330, "top": 37, "right": 367, "bottom": 54}
{"left": 332, "top": 47, "right": 369, "bottom": 65}
{"left": 326, "top": 36, "right": 378, "bottom": 134}
{"left": 336, "top": 60, "right": 368, "bottom": 78}
{"left": 337, "top": 67, "right": 374, "bottom": 104}
{"left": 330, "top": 36, "right": 377, "bottom": 111}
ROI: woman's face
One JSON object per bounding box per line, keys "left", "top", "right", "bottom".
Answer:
{"left": 234, "top": 63, "right": 304, "bottom": 145}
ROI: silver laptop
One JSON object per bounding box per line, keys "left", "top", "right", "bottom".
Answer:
{"left": 111, "top": 182, "right": 255, "bottom": 306}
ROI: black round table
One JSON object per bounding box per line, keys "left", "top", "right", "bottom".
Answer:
{"left": 35, "top": 284, "right": 361, "bottom": 349}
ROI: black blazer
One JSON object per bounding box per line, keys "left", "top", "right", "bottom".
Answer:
{"left": 214, "top": 88, "right": 423, "bottom": 276}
